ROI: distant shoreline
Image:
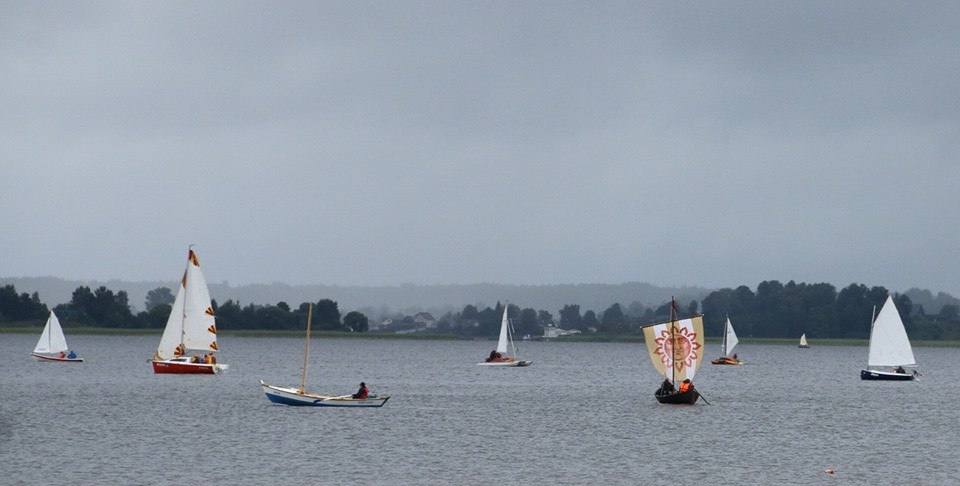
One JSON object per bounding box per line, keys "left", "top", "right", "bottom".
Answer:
{"left": 2, "top": 327, "right": 958, "bottom": 347}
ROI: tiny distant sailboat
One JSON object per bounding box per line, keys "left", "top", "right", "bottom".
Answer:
{"left": 643, "top": 299, "right": 705, "bottom": 404}
{"left": 261, "top": 303, "right": 390, "bottom": 407}
{"left": 798, "top": 333, "right": 811, "bottom": 348}
{"left": 152, "top": 247, "right": 228, "bottom": 374}
{"left": 861, "top": 296, "right": 918, "bottom": 381}
{"left": 711, "top": 317, "right": 743, "bottom": 365}
{"left": 478, "top": 304, "right": 531, "bottom": 367}
{"left": 31, "top": 311, "right": 83, "bottom": 362}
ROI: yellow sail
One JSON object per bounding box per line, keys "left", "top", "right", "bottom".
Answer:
{"left": 642, "top": 316, "right": 705, "bottom": 382}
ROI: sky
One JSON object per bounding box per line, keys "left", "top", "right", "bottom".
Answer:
{"left": 2, "top": 1, "right": 958, "bottom": 295}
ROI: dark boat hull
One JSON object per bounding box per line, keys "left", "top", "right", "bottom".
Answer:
{"left": 710, "top": 356, "right": 743, "bottom": 365}
{"left": 860, "top": 369, "right": 916, "bottom": 381}
{"left": 655, "top": 388, "right": 700, "bottom": 404}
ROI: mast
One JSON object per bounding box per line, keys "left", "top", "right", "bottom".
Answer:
{"left": 300, "top": 303, "right": 313, "bottom": 393}
{"left": 722, "top": 315, "right": 728, "bottom": 356}
{"left": 670, "top": 297, "right": 677, "bottom": 385}
{"left": 867, "top": 304, "right": 877, "bottom": 368}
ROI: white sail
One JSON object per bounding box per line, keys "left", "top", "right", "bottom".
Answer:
{"left": 181, "top": 251, "right": 217, "bottom": 352}
{"left": 721, "top": 317, "right": 739, "bottom": 357}
{"left": 495, "top": 305, "right": 510, "bottom": 354}
{"left": 867, "top": 296, "right": 916, "bottom": 367}
{"left": 34, "top": 311, "right": 69, "bottom": 354}
{"left": 156, "top": 275, "right": 186, "bottom": 360}
{"left": 799, "top": 334, "right": 808, "bottom": 347}
{"left": 643, "top": 315, "right": 705, "bottom": 382}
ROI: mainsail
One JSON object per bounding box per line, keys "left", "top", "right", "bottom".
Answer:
{"left": 867, "top": 296, "right": 916, "bottom": 367}
{"left": 720, "top": 317, "right": 739, "bottom": 357}
{"left": 155, "top": 249, "right": 219, "bottom": 360}
{"left": 495, "top": 305, "right": 510, "bottom": 354}
{"left": 34, "top": 311, "right": 69, "bottom": 354}
{"left": 643, "top": 315, "right": 705, "bottom": 382}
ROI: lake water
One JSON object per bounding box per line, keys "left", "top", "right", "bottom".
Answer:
{"left": 1, "top": 334, "right": 958, "bottom": 485}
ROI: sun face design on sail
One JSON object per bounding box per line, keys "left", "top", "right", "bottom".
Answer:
{"left": 654, "top": 326, "right": 701, "bottom": 371}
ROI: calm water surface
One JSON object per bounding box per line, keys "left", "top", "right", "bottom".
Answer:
{"left": 2, "top": 334, "right": 958, "bottom": 485}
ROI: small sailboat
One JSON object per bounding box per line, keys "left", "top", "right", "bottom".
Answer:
{"left": 643, "top": 299, "right": 705, "bottom": 404}
{"left": 261, "top": 303, "right": 390, "bottom": 407}
{"left": 31, "top": 311, "right": 83, "bottom": 362}
{"left": 711, "top": 317, "right": 743, "bottom": 365}
{"left": 152, "top": 247, "right": 228, "bottom": 374}
{"left": 861, "top": 296, "right": 918, "bottom": 381}
{"left": 477, "top": 304, "right": 531, "bottom": 367}
{"left": 798, "top": 333, "right": 811, "bottom": 348}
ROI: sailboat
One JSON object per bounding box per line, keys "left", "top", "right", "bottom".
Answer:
{"left": 643, "top": 300, "right": 705, "bottom": 404}
{"left": 261, "top": 304, "right": 390, "bottom": 407}
{"left": 798, "top": 333, "right": 811, "bottom": 348}
{"left": 477, "top": 304, "right": 531, "bottom": 367}
{"left": 861, "top": 295, "right": 918, "bottom": 381}
{"left": 31, "top": 311, "right": 83, "bottom": 362}
{"left": 711, "top": 317, "right": 743, "bottom": 365}
{"left": 152, "top": 247, "right": 228, "bottom": 374}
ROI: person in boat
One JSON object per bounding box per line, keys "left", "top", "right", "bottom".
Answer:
{"left": 58, "top": 351, "right": 65, "bottom": 359}
{"left": 67, "top": 351, "right": 77, "bottom": 359}
{"left": 352, "top": 382, "right": 369, "bottom": 399}
{"left": 190, "top": 355, "right": 200, "bottom": 363}
{"left": 659, "top": 379, "right": 675, "bottom": 395}
{"left": 895, "top": 366, "right": 906, "bottom": 374}
{"left": 679, "top": 379, "right": 693, "bottom": 393}
{"left": 486, "top": 350, "right": 503, "bottom": 362}
{"left": 732, "top": 353, "right": 738, "bottom": 361}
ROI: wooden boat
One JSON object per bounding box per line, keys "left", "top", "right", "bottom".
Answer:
{"left": 261, "top": 304, "right": 390, "bottom": 407}
{"left": 477, "top": 304, "right": 532, "bottom": 367}
{"left": 798, "top": 333, "right": 811, "bottom": 348}
{"left": 152, "top": 247, "right": 228, "bottom": 374}
{"left": 642, "top": 299, "right": 706, "bottom": 404}
{"left": 710, "top": 317, "right": 743, "bottom": 365}
{"left": 31, "top": 311, "right": 83, "bottom": 363}
{"left": 860, "top": 295, "right": 918, "bottom": 381}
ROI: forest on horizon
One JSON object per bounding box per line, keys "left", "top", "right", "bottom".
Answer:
{"left": 2, "top": 280, "right": 959, "bottom": 341}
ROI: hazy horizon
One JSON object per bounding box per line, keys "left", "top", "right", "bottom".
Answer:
{"left": 3, "top": 3, "right": 958, "bottom": 296}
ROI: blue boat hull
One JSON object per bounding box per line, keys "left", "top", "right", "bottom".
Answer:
{"left": 860, "top": 369, "right": 916, "bottom": 381}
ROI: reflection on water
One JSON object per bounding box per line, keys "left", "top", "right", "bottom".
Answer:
{"left": 1, "top": 334, "right": 958, "bottom": 484}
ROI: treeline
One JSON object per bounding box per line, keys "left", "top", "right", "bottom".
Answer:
{"left": 3, "top": 281, "right": 960, "bottom": 341}
{"left": 700, "top": 281, "right": 960, "bottom": 341}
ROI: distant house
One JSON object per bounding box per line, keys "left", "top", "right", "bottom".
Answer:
{"left": 413, "top": 312, "right": 436, "bottom": 328}
{"left": 541, "top": 325, "right": 580, "bottom": 339}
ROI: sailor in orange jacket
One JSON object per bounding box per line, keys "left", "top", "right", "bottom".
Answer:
{"left": 678, "top": 379, "right": 692, "bottom": 393}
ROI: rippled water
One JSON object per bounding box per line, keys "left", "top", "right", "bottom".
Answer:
{"left": 2, "top": 333, "right": 958, "bottom": 485}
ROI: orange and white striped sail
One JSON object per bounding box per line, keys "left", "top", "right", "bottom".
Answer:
{"left": 642, "top": 315, "right": 705, "bottom": 382}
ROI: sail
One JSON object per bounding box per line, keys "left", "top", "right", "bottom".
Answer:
{"left": 721, "top": 318, "right": 739, "bottom": 357}
{"left": 799, "top": 334, "right": 808, "bottom": 346}
{"left": 156, "top": 272, "right": 186, "bottom": 360}
{"left": 181, "top": 249, "right": 218, "bottom": 352}
{"left": 34, "top": 311, "right": 69, "bottom": 354}
{"left": 495, "top": 305, "right": 510, "bottom": 354}
{"left": 867, "top": 296, "right": 916, "bottom": 367}
{"left": 643, "top": 315, "right": 705, "bottom": 382}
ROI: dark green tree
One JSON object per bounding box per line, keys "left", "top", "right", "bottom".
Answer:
{"left": 344, "top": 311, "right": 369, "bottom": 332}
{"left": 314, "top": 299, "right": 342, "bottom": 331}
{"left": 145, "top": 287, "right": 175, "bottom": 311}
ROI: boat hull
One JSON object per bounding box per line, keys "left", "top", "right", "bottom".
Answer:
{"left": 710, "top": 356, "right": 743, "bottom": 365}
{"left": 477, "top": 359, "right": 532, "bottom": 367}
{"left": 798, "top": 345, "right": 811, "bottom": 348}
{"left": 31, "top": 353, "right": 84, "bottom": 363}
{"left": 260, "top": 381, "right": 390, "bottom": 407}
{"left": 860, "top": 369, "right": 916, "bottom": 381}
{"left": 152, "top": 360, "right": 228, "bottom": 374}
{"left": 655, "top": 388, "right": 700, "bottom": 405}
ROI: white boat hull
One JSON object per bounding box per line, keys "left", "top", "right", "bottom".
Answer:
{"left": 31, "top": 353, "right": 84, "bottom": 363}
{"left": 260, "top": 380, "right": 390, "bottom": 407}
{"left": 477, "top": 360, "right": 532, "bottom": 367}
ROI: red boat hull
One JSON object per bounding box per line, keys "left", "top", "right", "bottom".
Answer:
{"left": 152, "top": 360, "right": 218, "bottom": 374}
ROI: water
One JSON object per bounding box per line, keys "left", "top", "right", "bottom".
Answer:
{"left": 2, "top": 334, "right": 958, "bottom": 485}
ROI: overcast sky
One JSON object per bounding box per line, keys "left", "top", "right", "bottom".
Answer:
{"left": 2, "top": 1, "right": 958, "bottom": 295}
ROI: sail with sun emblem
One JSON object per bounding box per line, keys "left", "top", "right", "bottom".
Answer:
{"left": 151, "top": 247, "right": 228, "bottom": 374}
{"left": 643, "top": 299, "right": 705, "bottom": 404}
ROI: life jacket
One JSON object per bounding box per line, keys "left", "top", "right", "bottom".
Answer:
{"left": 679, "top": 381, "right": 691, "bottom": 393}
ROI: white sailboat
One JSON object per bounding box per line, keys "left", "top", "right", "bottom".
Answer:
{"left": 478, "top": 304, "right": 531, "bottom": 367}
{"left": 860, "top": 295, "right": 917, "bottom": 381}
{"left": 711, "top": 317, "right": 743, "bottom": 365}
{"left": 151, "top": 247, "right": 228, "bottom": 374}
{"left": 31, "top": 311, "right": 83, "bottom": 362}
{"left": 798, "top": 333, "right": 811, "bottom": 348}
{"left": 261, "top": 303, "right": 390, "bottom": 407}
